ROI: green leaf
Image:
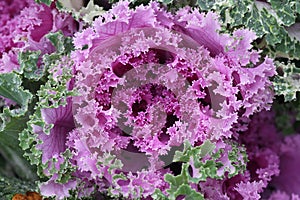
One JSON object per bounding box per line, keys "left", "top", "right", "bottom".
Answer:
{"left": 0, "top": 73, "right": 32, "bottom": 107}
{"left": 173, "top": 140, "right": 215, "bottom": 163}
{"left": 267, "top": 0, "right": 298, "bottom": 26}
{"left": 0, "top": 116, "right": 28, "bottom": 147}
{"left": 0, "top": 176, "right": 38, "bottom": 199}
{"left": 18, "top": 51, "right": 44, "bottom": 81}
{"left": 176, "top": 184, "right": 204, "bottom": 200}
{"left": 0, "top": 73, "right": 32, "bottom": 134}
{"left": 273, "top": 61, "right": 300, "bottom": 102}
{"left": 164, "top": 163, "right": 204, "bottom": 200}
{"left": 159, "top": 140, "right": 247, "bottom": 199}
{"left": 0, "top": 115, "right": 37, "bottom": 180}
{"left": 0, "top": 143, "right": 37, "bottom": 180}
{"left": 35, "top": 0, "right": 53, "bottom": 5}
{"left": 159, "top": 0, "right": 173, "bottom": 4}
{"left": 151, "top": 189, "right": 168, "bottom": 200}
{"left": 46, "top": 31, "right": 74, "bottom": 54}
{"left": 0, "top": 116, "right": 36, "bottom": 180}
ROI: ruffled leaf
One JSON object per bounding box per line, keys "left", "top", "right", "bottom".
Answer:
{"left": 141, "top": 0, "right": 300, "bottom": 59}
{"left": 160, "top": 141, "right": 247, "bottom": 199}
{"left": 173, "top": 140, "right": 216, "bottom": 163}
{"left": 164, "top": 163, "right": 205, "bottom": 200}
{"left": 174, "top": 141, "right": 247, "bottom": 181}
{"left": 20, "top": 33, "right": 76, "bottom": 180}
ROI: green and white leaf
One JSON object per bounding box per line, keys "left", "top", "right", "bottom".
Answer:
{"left": 18, "top": 51, "right": 44, "bottom": 81}
{"left": 59, "top": 0, "right": 105, "bottom": 24}
{"left": 273, "top": 61, "right": 300, "bottom": 102}
{"left": 154, "top": 140, "right": 247, "bottom": 199}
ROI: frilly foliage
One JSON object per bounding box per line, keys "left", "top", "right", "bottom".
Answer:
{"left": 152, "top": 141, "right": 247, "bottom": 199}
{"left": 195, "top": 0, "right": 300, "bottom": 59}
{"left": 1, "top": 31, "right": 75, "bottom": 196}
{"left": 108, "top": 0, "right": 300, "bottom": 59}
{"left": 20, "top": 32, "right": 75, "bottom": 176}
{"left": 106, "top": 0, "right": 300, "bottom": 102}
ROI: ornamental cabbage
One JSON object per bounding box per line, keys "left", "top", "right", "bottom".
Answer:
{"left": 20, "top": 1, "right": 277, "bottom": 199}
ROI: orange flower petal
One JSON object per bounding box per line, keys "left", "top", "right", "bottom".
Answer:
{"left": 12, "top": 194, "right": 27, "bottom": 200}
{"left": 26, "top": 191, "right": 42, "bottom": 200}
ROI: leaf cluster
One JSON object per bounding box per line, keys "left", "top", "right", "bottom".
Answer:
{"left": 152, "top": 140, "right": 247, "bottom": 200}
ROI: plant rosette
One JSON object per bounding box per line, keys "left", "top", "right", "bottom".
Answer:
{"left": 21, "top": 1, "right": 276, "bottom": 199}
